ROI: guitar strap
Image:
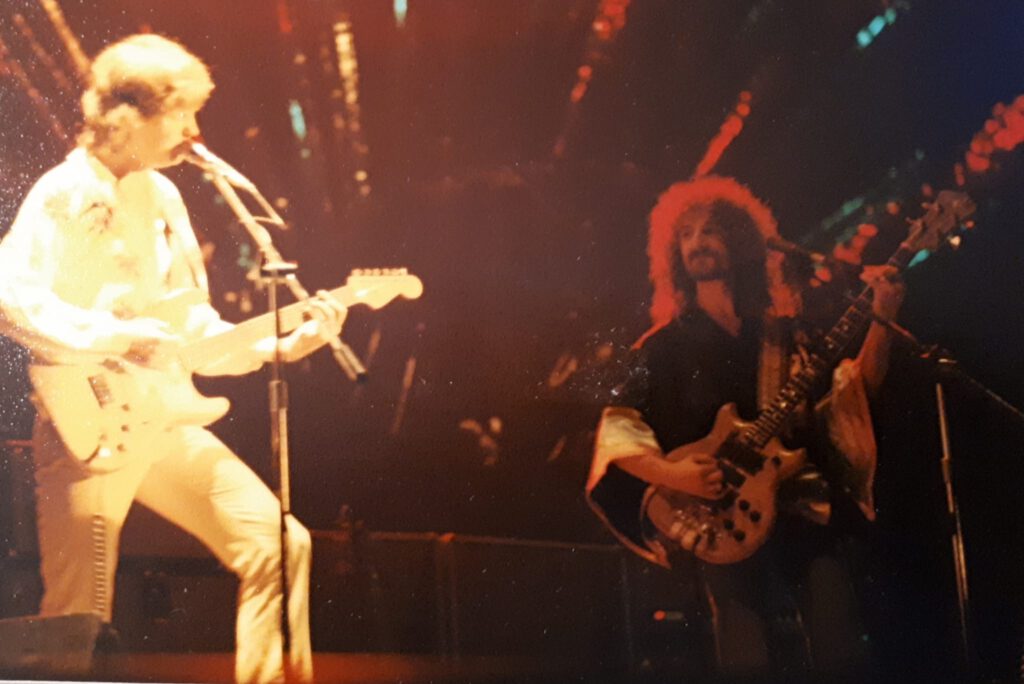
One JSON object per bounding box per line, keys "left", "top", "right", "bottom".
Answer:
{"left": 758, "top": 315, "right": 815, "bottom": 429}
{"left": 161, "top": 210, "right": 210, "bottom": 295}
{"left": 757, "top": 314, "right": 790, "bottom": 413}
{"left": 760, "top": 315, "right": 832, "bottom": 523}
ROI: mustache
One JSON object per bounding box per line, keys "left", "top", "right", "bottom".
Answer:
{"left": 687, "top": 249, "right": 719, "bottom": 261}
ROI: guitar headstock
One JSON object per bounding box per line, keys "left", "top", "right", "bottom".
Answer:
{"left": 905, "top": 190, "right": 976, "bottom": 253}
{"left": 346, "top": 268, "right": 424, "bottom": 309}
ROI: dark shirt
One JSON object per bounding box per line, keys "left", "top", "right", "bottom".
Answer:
{"left": 623, "top": 308, "right": 764, "bottom": 453}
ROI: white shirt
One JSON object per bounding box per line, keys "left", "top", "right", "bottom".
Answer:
{"left": 0, "top": 147, "right": 217, "bottom": 364}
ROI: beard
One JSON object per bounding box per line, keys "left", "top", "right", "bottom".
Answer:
{"left": 685, "top": 251, "right": 729, "bottom": 281}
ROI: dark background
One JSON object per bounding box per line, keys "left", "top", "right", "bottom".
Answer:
{"left": 2, "top": 0, "right": 1023, "bottom": 678}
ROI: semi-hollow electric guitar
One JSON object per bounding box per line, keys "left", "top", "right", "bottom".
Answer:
{"left": 643, "top": 191, "right": 975, "bottom": 564}
{"left": 29, "top": 269, "right": 423, "bottom": 473}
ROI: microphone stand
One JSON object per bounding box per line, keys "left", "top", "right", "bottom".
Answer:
{"left": 190, "top": 149, "right": 367, "bottom": 382}
{"left": 187, "top": 150, "right": 367, "bottom": 679}
{"left": 863, "top": 309, "right": 1024, "bottom": 678}
{"left": 264, "top": 258, "right": 294, "bottom": 667}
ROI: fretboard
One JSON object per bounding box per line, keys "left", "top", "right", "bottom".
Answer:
{"left": 740, "top": 240, "right": 916, "bottom": 449}
{"left": 178, "top": 283, "right": 353, "bottom": 372}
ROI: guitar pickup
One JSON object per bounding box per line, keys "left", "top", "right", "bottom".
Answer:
{"left": 88, "top": 375, "right": 113, "bottom": 406}
{"left": 719, "top": 438, "right": 764, "bottom": 475}
{"left": 717, "top": 462, "right": 746, "bottom": 490}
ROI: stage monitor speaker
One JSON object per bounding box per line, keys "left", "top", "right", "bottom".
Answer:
{"left": 0, "top": 613, "right": 102, "bottom": 679}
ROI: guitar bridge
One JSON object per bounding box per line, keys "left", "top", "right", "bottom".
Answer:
{"left": 715, "top": 488, "right": 739, "bottom": 511}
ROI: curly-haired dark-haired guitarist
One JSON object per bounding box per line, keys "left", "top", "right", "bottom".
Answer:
{"left": 587, "top": 176, "right": 904, "bottom": 678}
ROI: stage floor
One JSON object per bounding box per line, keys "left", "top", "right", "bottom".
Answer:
{"left": 82, "top": 652, "right": 617, "bottom": 683}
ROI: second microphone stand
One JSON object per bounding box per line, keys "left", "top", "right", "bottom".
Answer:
{"left": 866, "top": 311, "right": 1024, "bottom": 678}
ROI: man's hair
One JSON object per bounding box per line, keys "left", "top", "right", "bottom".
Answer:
{"left": 80, "top": 34, "right": 213, "bottom": 144}
{"left": 646, "top": 175, "right": 799, "bottom": 331}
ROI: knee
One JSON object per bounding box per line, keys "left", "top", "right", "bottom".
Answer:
{"left": 235, "top": 536, "right": 280, "bottom": 584}
{"left": 285, "top": 516, "right": 312, "bottom": 562}
{"left": 236, "top": 518, "right": 311, "bottom": 582}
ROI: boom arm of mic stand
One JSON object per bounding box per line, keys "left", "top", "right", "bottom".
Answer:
{"left": 860, "top": 305, "right": 1024, "bottom": 424}
{"left": 204, "top": 171, "right": 367, "bottom": 382}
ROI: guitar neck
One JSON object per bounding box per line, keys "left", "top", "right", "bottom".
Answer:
{"left": 179, "top": 283, "right": 353, "bottom": 372}
{"left": 742, "top": 241, "right": 917, "bottom": 447}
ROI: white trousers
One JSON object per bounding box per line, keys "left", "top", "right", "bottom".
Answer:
{"left": 32, "top": 419, "right": 313, "bottom": 683}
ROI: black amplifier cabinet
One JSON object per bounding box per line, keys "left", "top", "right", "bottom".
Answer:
{"left": 437, "top": 534, "right": 630, "bottom": 664}
{"left": 312, "top": 531, "right": 636, "bottom": 674}
{"left": 111, "top": 557, "right": 237, "bottom": 653}
{"left": 312, "top": 530, "right": 445, "bottom": 654}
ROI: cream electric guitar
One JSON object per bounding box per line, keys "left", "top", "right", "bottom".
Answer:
{"left": 29, "top": 269, "right": 423, "bottom": 473}
{"left": 643, "top": 191, "right": 976, "bottom": 564}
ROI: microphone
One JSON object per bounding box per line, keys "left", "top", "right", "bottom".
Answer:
{"left": 187, "top": 140, "right": 287, "bottom": 229}
{"left": 185, "top": 141, "right": 256, "bottom": 191}
{"left": 765, "top": 235, "right": 828, "bottom": 265}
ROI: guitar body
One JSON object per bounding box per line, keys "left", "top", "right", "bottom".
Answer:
{"left": 30, "top": 357, "right": 230, "bottom": 473}
{"left": 642, "top": 403, "right": 805, "bottom": 565}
